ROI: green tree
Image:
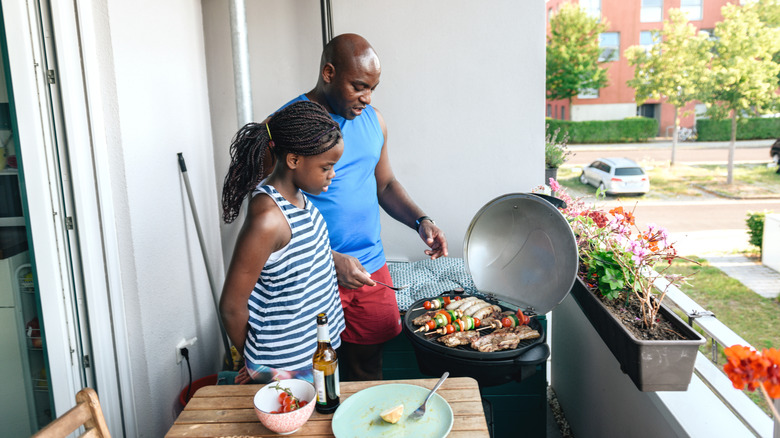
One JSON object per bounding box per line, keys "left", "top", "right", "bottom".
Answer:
{"left": 546, "top": 3, "right": 609, "bottom": 113}
{"left": 756, "top": 0, "right": 780, "bottom": 111}
{"left": 705, "top": 2, "right": 780, "bottom": 184}
{"left": 626, "top": 10, "right": 712, "bottom": 165}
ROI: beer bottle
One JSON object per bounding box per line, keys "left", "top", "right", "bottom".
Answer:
{"left": 312, "top": 312, "right": 340, "bottom": 413}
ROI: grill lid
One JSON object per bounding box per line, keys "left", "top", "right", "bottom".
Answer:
{"left": 463, "top": 193, "right": 578, "bottom": 315}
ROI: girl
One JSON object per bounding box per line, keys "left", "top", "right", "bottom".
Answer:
{"left": 220, "top": 101, "right": 346, "bottom": 384}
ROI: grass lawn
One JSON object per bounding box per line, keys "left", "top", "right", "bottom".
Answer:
{"left": 556, "top": 162, "right": 780, "bottom": 200}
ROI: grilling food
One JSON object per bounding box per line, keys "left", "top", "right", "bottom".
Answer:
{"left": 464, "top": 301, "right": 492, "bottom": 316}
{"left": 416, "top": 310, "right": 471, "bottom": 333}
{"left": 414, "top": 309, "right": 463, "bottom": 325}
{"left": 470, "top": 326, "right": 541, "bottom": 352}
{"left": 502, "top": 311, "right": 531, "bottom": 328}
{"left": 437, "top": 330, "right": 481, "bottom": 347}
{"left": 412, "top": 311, "right": 436, "bottom": 326}
{"left": 454, "top": 298, "right": 483, "bottom": 314}
{"left": 473, "top": 304, "right": 502, "bottom": 320}
{"left": 424, "top": 315, "right": 481, "bottom": 335}
{"left": 422, "top": 296, "right": 461, "bottom": 310}
{"left": 445, "top": 296, "right": 479, "bottom": 310}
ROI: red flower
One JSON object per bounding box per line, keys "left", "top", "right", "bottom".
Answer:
{"left": 761, "top": 348, "right": 780, "bottom": 399}
{"left": 609, "top": 206, "right": 636, "bottom": 226}
{"left": 581, "top": 210, "right": 608, "bottom": 228}
{"left": 724, "top": 345, "right": 768, "bottom": 392}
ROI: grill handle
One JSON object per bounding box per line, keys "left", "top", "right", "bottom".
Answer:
{"left": 512, "top": 343, "right": 550, "bottom": 367}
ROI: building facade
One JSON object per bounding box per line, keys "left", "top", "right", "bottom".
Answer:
{"left": 546, "top": 0, "right": 735, "bottom": 134}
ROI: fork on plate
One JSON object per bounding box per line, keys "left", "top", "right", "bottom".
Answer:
{"left": 408, "top": 371, "right": 449, "bottom": 420}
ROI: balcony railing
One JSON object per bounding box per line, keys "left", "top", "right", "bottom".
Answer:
{"left": 550, "top": 276, "right": 778, "bottom": 437}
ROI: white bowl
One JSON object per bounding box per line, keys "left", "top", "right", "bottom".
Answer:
{"left": 253, "top": 379, "right": 316, "bottom": 435}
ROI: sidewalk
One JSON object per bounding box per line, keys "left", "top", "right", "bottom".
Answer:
{"left": 703, "top": 254, "right": 780, "bottom": 299}
{"left": 669, "top": 229, "right": 780, "bottom": 299}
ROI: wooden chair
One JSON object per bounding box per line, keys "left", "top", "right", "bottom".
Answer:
{"left": 32, "top": 387, "right": 111, "bottom": 437}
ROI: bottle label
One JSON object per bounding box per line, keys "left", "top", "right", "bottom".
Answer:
{"left": 313, "top": 369, "right": 327, "bottom": 404}
{"left": 317, "top": 324, "right": 330, "bottom": 343}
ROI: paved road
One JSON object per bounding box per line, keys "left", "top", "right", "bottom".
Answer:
{"left": 567, "top": 139, "right": 775, "bottom": 166}
{"left": 570, "top": 140, "right": 779, "bottom": 255}
{"left": 626, "top": 199, "right": 780, "bottom": 255}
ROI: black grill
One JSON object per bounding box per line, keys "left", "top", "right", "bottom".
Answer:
{"left": 402, "top": 293, "right": 550, "bottom": 387}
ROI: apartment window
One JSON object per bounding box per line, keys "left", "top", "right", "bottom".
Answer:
{"left": 581, "top": 0, "right": 601, "bottom": 19}
{"left": 599, "top": 32, "right": 620, "bottom": 62}
{"left": 681, "top": 0, "right": 702, "bottom": 21}
{"left": 547, "top": 104, "right": 552, "bottom": 117}
{"left": 578, "top": 88, "right": 600, "bottom": 99}
{"left": 640, "top": 0, "right": 663, "bottom": 23}
{"left": 561, "top": 107, "right": 566, "bottom": 120}
{"left": 640, "top": 31, "right": 658, "bottom": 53}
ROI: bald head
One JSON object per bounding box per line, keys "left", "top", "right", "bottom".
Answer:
{"left": 309, "top": 33, "right": 382, "bottom": 120}
{"left": 321, "top": 33, "right": 380, "bottom": 73}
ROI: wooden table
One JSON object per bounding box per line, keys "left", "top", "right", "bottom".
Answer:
{"left": 165, "top": 377, "right": 490, "bottom": 437}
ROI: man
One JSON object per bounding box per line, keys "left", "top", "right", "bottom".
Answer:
{"left": 279, "top": 33, "right": 448, "bottom": 380}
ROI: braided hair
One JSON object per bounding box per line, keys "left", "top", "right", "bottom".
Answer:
{"left": 221, "top": 100, "right": 342, "bottom": 223}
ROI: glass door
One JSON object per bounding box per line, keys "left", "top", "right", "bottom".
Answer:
{"left": 0, "top": 14, "right": 54, "bottom": 434}
{"left": 0, "top": 1, "right": 96, "bottom": 433}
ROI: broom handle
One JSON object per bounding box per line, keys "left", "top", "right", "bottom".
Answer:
{"left": 178, "top": 153, "right": 234, "bottom": 370}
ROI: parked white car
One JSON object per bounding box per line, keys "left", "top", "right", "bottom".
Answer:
{"left": 579, "top": 157, "right": 650, "bottom": 195}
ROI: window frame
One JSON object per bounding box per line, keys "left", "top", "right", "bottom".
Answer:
{"left": 599, "top": 32, "right": 620, "bottom": 62}
{"left": 681, "top": 0, "right": 703, "bottom": 21}
{"left": 640, "top": 0, "right": 663, "bottom": 23}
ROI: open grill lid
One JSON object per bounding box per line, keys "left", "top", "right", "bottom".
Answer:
{"left": 462, "top": 193, "right": 578, "bottom": 315}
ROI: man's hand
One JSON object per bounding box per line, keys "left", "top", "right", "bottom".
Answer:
{"left": 418, "top": 221, "right": 448, "bottom": 259}
{"left": 333, "top": 251, "right": 374, "bottom": 289}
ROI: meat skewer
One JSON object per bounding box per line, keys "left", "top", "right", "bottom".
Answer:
{"left": 414, "top": 309, "right": 465, "bottom": 332}
{"left": 423, "top": 315, "right": 480, "bottom": 335}
{"left": 410, "top": 295, "right": 461, "bottom": 312}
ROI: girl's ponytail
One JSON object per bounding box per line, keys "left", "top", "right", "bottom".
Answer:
{"left": 221, "top": 123, "right": 271, "bottom": 223}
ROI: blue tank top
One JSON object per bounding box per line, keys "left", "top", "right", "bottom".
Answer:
{"left": 244, "top": 185, "right": 345, "bottom": 371}
{"left": 280, "top": 95, "right": 386, "bottom": 274}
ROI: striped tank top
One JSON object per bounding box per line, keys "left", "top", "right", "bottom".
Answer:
{"left": 244, "top": 185, "right": 345, "bottom": 371}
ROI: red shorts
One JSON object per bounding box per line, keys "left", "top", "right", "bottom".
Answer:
{"left": 339, "top": 264, "right": 402, "bottom": 345}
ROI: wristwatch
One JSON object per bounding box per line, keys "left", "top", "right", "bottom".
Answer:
{"left": 414, "top": 216, "right": 434, "bottom": 232}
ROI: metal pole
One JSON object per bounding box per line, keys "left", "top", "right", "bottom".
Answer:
{"left": 229, "top": 0, "right": 254, "bottom": 126}
{"left": 320, "top": 0, "right": 333, "bottom": 48}
{"left": 178, "top": 153, "right": 234, "bottom": 370}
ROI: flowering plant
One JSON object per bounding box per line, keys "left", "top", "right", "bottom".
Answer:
{"left": 546, "top": 179, "right": 692, "bottom": 330}
{"left": 724, "top": 345, "right": 780, "bottom": 420}
{"left": 545, "top": 125, "right": 572, "bottom": 169}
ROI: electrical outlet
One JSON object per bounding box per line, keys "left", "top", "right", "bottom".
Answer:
{"left": 175, "top": 337, "right": 198, "bottom": 364}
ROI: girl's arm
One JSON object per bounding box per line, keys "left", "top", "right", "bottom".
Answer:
{"left": 219, "top": 194, "right": 290, "bottom": 356}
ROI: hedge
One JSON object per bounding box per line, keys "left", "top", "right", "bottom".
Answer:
{"left": 545, "top": 117, "right": 658, "bottom": 144}
{"left": 696, "top": 117, "right": 780, "bottom": 141}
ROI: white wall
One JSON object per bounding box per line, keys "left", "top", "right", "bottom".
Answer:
{"left": 201, "top": 0, "right": 322, "bottom": 267}
{"left": 205, "top": 0, "right": 546, "bottom": 266}
{"left": 572, "top": 103, "right": 637, "bottom": 121}
{"left": 100, "top": 0, "right": 225, "bottom": 435}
